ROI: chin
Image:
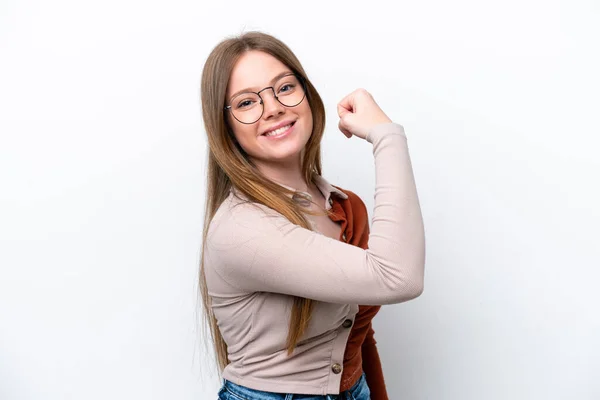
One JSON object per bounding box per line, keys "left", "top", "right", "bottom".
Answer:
{"left": 268, "top": 148, "right": 305, "bottom": 164}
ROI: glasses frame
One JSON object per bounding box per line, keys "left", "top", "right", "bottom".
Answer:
{"left": 224, "top": 73, "right": 307, "bottom": 125}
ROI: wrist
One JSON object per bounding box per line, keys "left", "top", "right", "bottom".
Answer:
{"left": 365, "top": 122, "right": 405, "bottom": 143}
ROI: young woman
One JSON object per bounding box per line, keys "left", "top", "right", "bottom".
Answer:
{"left": 199, "top": 31, "right": 425, "bottom": 400}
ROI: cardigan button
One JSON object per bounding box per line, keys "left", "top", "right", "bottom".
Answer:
{"left": 342, "top": 319, "right": 353, "bottom": 328}
{"left": 331, "top": 363, "right": 342, "bottom": 374}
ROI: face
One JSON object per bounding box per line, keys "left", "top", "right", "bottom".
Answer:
{"left": 225, "top": 51, "right": 313, "bottom": 168}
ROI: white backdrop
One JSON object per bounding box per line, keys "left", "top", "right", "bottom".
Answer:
{"left": 1, "top": 1, "right": 599, "bottom": 399}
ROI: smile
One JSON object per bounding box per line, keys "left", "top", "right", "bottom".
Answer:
{"left": 262, "top": 122, "right": 296, "bottom": 138}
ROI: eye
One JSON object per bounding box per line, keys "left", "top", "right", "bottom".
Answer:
{"left": 278, "top": 83, "right": 296, "bottom": 94}
{"left": 236, "top": 99, "right": 255, "bottom": 109}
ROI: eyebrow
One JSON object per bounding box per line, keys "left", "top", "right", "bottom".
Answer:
{"left": 228, "top": 71, "right": 294, "bottom": 102}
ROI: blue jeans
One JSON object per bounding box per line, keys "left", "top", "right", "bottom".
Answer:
{"left": 217, "top": 372, "right": 370, "bottom": 400}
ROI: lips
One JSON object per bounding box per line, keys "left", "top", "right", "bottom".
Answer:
{"left": 261, "top": 120, "right": 296, "bottom": 136}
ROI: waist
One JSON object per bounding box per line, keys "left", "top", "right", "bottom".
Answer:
{"left": 219, "top": 372, "right": 369, "bottom": 399}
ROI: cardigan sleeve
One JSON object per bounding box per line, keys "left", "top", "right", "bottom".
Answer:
{"left": 204, "top": 123, "right": 425, "bottom": 305}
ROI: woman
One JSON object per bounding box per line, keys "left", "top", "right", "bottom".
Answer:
{"left": 199, "top": 31, "right": 425, "bottom": 400}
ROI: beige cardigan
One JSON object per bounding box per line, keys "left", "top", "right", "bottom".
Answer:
{"left": 204, "top": 123, "right": 425, "bottom": 395}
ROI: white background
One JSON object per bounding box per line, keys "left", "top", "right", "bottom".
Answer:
{"left": 1, "top": 1, "right": 599, "bottom": 399}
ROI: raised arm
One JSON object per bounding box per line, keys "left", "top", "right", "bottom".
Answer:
{"left": 204, "top": 90, "right": 425, "bottom": 305}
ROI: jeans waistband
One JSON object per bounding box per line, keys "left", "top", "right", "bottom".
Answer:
{"left": 221, "top": 372, "right": 368, "bottom": 400}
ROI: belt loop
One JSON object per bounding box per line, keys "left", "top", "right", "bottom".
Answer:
{"left": 285, "top": 394, "right": 293, "bottom": 400}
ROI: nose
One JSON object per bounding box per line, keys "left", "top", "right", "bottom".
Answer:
{"left": 259, "top": 88, "right": 285, "bottom": 120}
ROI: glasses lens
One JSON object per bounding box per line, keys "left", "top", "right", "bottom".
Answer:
{"left": 274, "top": 74, "right": 305, "bottom": 107}
{"left": 230, "top": 92, "right": 263, "bottom": 124}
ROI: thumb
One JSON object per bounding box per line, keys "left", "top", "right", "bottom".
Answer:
{"left": 338, "top": 118, "right": 352, "bottom": 138}
{"left": 339, "top": 112, "right": 358, "bottom": 138}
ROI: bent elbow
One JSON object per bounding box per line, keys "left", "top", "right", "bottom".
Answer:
{"left": 408, "top": 278, "right": 424, "bottom": 300}
{"left": 406, "top": 239, "right": 426, "bottom": 300}
{"left": 391, "top": 266, "right": 425, "bottom": 303}
{"left": 379, "top": 278, "right": 424, "bottom": 304}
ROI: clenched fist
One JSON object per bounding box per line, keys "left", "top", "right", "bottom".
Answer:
{"left": 337, "top": 89, "right": 392, "bottom": 140}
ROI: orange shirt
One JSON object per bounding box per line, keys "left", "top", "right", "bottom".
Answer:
{"left": 330, "top": 188, "right": 389, "bottom": 400}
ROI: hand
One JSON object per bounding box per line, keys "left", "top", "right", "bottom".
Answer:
{"left": 337, "top": 89, "right": 392, "bottom": 140}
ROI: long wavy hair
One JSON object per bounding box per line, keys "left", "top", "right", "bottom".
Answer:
{"left": 199, "top": 31, "right": 328, "bottom": 373}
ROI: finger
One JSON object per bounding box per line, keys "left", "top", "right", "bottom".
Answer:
{"left": 337, "top": 102, "right": 351, "bottom": 119}
{"left": 337, "top": 92, "right": 356, "bottom": 116}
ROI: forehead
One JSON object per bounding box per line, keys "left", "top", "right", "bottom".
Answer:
{"left": 227, "top": 51, "right": 291, "bottom": 95}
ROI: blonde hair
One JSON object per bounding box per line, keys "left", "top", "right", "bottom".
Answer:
{"left": 199, "top": 31, "right": 327, "bottom": 372}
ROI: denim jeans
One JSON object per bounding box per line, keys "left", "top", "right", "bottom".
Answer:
{"left": 217, "top": 372, "right": 371, "bottom": 400}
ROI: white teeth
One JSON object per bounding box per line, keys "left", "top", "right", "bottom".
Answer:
{"left": 264, "top": 124, "right": 292, "bottom": 137}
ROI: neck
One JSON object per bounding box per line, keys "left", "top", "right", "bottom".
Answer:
{"left": 253, "top": 157, "right": 309, "bottom": 193}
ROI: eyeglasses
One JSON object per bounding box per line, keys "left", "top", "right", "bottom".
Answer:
{"left": 224, "top": 73, "right": 306, "bottom": 124}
